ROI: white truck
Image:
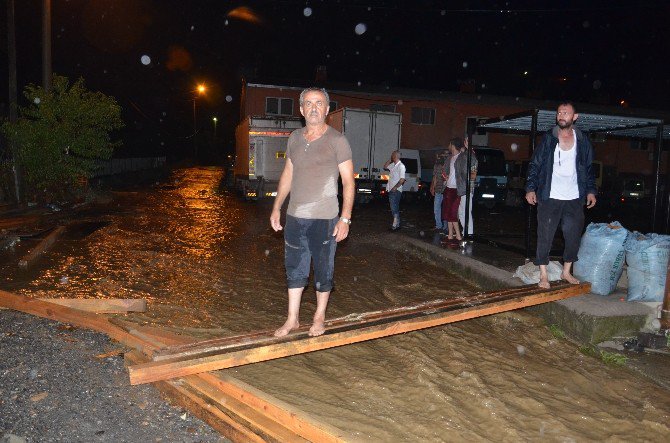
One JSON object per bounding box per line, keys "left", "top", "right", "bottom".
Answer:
{"left": 327, "top": 107, "right": 401, "bottom": 203}
{"left": 234, "top": 116, "right": 303, "bottom": 199}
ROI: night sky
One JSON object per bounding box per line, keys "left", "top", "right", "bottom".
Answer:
{"left": 2, "top": 0, "right": 669, "bottom": 160}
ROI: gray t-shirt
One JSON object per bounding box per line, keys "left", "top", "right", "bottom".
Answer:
{"left": 286, "top": 126, "right": 352, "bottom": 219}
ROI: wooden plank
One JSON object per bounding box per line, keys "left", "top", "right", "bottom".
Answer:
{"left": 198, "top": 372, "right": 347, "bottom": 443}
{"left": 18, "top": 225, "right": 66, "bottom": 267}
{"left": 0, "top": 289, "right": 157, "bottom": 355}
{"left": 122, "top": 322, "right": 347, "bottom": 443}
{"left": 39, "top": 298, "right": 147, "bottom": 313}
{"left": 152, "top": 284, "right": 565, "bottom": 361}
{"left": 128, "top": 282, "right": 590, "bottom": 385}
{"left": 124, "top": 351, "right": 271, "bottom": 443}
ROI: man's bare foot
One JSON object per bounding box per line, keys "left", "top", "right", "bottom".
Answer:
{"left": 274, "top": 319, "right": 299, "bottom": 337}
{"left": 308, "top": 315, "right": 326, "bottom": 337}
{"left": 562, "top": 272, "right": 580, "bottom": 284}
{"left": 538, "top": 277, "right": 550, "bottom": 289}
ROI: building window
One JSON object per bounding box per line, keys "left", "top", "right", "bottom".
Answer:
{"left": 266, "top": 97, "right": 293, "bottom": 116}
{"left": 630, "top": 139, "right": 649, "bottom": 150}
{"left": 370, "top": 103, "right": 396, "bottom": 112}
{"left": 411, "top": 107, "right": 436, "bottom": 125}
{"left": 329, "top": 101, "right": 338, "bottom": 111}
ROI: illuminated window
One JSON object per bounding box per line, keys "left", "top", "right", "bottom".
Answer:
{"left": 411, "top": 107, "right": 436, "bottom": 125}
{"left": 266, "top": 97, "right": 293, "bottom": 116}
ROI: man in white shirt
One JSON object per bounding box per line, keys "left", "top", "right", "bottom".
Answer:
{"left": 525, "top": 102, "right": 597, "bottom": 289}
{"left": 384, "top": 150, "right": 406, "bottom": 230}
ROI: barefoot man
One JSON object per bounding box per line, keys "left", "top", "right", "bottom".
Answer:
{"left": 270, "top": 87, "right": 355, "bottom": 337}
{"left": 525, "top": 102, "right": 597, "bottom": 288}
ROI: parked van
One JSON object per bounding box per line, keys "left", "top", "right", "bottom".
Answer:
{"left": 398, "top": 148, "right": 422, "bottom": 197}
{"left": 472, "top": 146, "right": 507, "bottom": 209}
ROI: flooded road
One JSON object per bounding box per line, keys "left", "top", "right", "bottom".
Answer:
{"left": 2, "top": 167, "right": 669, "bottom": 441}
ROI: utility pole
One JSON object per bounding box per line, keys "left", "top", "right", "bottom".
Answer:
{"left": 7, "top": 0, "right": 21, "bottom": 202}
{"left": 42, "top": 0, "right": 52, "bottom": 91}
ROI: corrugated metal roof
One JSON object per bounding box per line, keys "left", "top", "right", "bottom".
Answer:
{"left": 479, "top": 109, "right": 668, "bottom": 139}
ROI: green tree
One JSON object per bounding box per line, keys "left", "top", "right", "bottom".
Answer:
{"left": 1, "top": 75, "right": 123, "bottom": 200}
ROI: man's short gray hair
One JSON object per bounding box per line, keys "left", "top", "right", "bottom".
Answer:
{"left": 299, "top": 87, "right": 330, "bottom": 106}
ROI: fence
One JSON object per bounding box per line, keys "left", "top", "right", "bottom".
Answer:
{"left": 92, "top": 157, "right": 166, "bottom": 177}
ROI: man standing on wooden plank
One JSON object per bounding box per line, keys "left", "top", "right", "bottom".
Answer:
{"left": 270, "top": 88, "right": 355, "bottom": 337}
{"left": 525, "top": 102, "right": 597, "bottom": 289}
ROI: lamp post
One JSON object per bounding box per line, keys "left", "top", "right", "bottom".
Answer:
{"left": 212, "top": 117, "right": 218, "bottom": 138}
{"left": 193, "top": 83, "right": 206, "bottom": 161}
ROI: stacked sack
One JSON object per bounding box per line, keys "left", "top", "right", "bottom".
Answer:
{"left": 574, "top": 222, "right": 628, "bottom": 295}
{"left": 624, "top": 232, "right": 670, "bottom": 302}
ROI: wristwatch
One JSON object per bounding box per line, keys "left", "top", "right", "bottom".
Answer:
{"left": 339, "top": 217, "right": 352, "bottom": 225}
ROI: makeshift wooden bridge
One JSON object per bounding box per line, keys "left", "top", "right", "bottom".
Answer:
{"left": 128, "top": 282, "right": 590, "bottom": 385}
{"left": 0, "top": 282, "right": 590, "bottom": 441}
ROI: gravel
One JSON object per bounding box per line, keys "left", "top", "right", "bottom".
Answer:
{"left": 0, "top": 310, "right": 226, "bottom": 443}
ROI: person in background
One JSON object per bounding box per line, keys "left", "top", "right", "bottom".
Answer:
{"left": 441, "top": 138, "right": 463, "bottom": 241}
{"left": 430, "top": 149, "right": 449, "bottom": 230}
{"left": 457, "top": 138, "right": 478, "bottom": 237}
{"left": 384, "top": 150, "right": 406, "bottom": 231}
{"left": 525, "top": 102, "right": 596, "bottom": 289}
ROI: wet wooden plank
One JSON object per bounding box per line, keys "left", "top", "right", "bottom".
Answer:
{"left": 128, "top": 282, "right": 590, "bottom": 385}
{"left": 39, "top": 298, "right": 147, "bottom": 313}
{"left": 151, "top": 284, "right": 564, "bottom": 361}
{"left": 0, "top": 289, "right": 157, "bottom": 355}
{"left": 125, "top": 351, "right": 272, "bottom": 443}
{"left": 18, "top": 225, "right": 66, "bottom": 268}
{"left": 122, "top": 323, "right": 347, "bottom": 443}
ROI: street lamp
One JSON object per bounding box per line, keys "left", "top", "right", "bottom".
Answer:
{"left": 193, "top": 83, "right": 206, "bottom": 161}
{"left": 212, "top": 117, "right": 218, "bottom": 138}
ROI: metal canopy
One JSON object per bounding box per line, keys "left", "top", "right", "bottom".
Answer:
{"left": 480, "top": 109, "right": 668, "bottom": 139}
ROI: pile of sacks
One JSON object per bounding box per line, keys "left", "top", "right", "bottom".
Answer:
{"left": 573, "top": 221, "right": 670, "bottom": 301}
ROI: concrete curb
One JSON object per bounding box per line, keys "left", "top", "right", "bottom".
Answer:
{"left": 377, "top": 232, "right": 659, "bottom": 345}
{"left": 378, "top": 234, "right": 524, "bottom": 290}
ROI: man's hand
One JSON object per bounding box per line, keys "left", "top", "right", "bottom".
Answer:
{"left": 525, "top": 191, "right": 537, "bottom": 205}
{"left": 270, "top": 208, "right": 283, "bottom": 231}
{"left": 586, "top": 193, "right": 597, "bottom": 209}
{"left": 332, "top": 220, "right": 350, "bottom": 242}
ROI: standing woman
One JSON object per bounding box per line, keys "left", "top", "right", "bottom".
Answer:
{"left": 441, "top": 138, "right": 463, "bottom": 241}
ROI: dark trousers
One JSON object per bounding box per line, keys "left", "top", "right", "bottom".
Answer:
{"left": 534, "top": 198, "right": 584, "bottom": 266}
{"left": 284, "top": 215, "right": 338, "bottom": 292}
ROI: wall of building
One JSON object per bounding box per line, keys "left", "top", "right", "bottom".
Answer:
{"left": 243, "top": 84, "right": 667, "bottom": 175}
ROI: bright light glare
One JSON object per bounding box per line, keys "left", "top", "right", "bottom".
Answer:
{"left": 197, "top": 84, "right": 206, "bottom": 94}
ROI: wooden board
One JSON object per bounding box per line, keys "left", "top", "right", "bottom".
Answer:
{"left": 122, "top": 322, "right": 347, "bottom": 443}
{"left": 39, "top": 298, "right": 147, "bottom": 313}
{"left": 125, "top": 351, "right": 273, "bottom": 443}
{"left": 18, "top": 225, "right": 66, "bottom": 267}
{"left": 128, "top": 282, "right": 590, "bottom": 385}
{"left": 0, "top": 289, "right": 157, "bottom": 355}
{"left": 149, "top": 284, "right": 570, "bottom": 361}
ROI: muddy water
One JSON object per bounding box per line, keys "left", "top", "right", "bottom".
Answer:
{"left": 3, "top": 167, "right": 669, "bottom": 441}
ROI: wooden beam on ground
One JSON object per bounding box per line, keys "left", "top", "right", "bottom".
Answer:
{"left": 0, "top": 289, "right": 158, "bottom": 355}
{"left": 122, "top": 323, "right": 345, "bottom": 442}
{"left": 39, "top": 298, "right": 147, "bottom": 313}
{"left": 18, "top": 225, "right": 66, "bottom": 267}
{"left": 124, "top": 351, "right": 276, "bottom": 443}
{"left": 128, "top": 282, "right": 590, "bottom": 385}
